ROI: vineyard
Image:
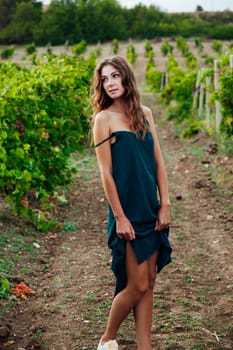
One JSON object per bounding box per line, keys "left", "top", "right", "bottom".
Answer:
{"left": 0, "top": 39, "right": 233, "bottom": 350}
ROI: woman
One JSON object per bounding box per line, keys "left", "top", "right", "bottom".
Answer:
{"left": 91, "top": 55, "right": 172, "bottom": 350}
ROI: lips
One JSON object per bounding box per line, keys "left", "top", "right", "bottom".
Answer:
{"left": 109, "top": 89, "right": 118, "bottom": 94}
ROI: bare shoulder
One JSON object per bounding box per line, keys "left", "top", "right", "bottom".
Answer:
{"left": 94, "top": 110, "right": 110, "bottom": 125}
{"left": 93, "top": 110, "right": 111, "bottom": 131}
{"left": 93, "top": 110, "right": 112, "bottom": 144}
{"left": 142, "top": 105, "right": 152, "bottom": 115}
{"left": 142, "top": 105, "right": 154, "bottom": 126}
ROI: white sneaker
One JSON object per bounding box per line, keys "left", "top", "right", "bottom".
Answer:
{"left": 97, "top": 338, "right": 118, "bottom": 350}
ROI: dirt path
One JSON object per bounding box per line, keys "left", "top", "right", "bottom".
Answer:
{"left": 2, "top": 92, "right": 232, "bottom": 350}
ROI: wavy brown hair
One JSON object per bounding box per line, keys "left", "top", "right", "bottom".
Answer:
{"left": 91, "top": 56, "right": 148, "bottom": 135}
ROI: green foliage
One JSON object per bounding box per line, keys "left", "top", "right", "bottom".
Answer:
{"left": 72, "top": 40, "right": 87, "bottom": 56}
{"left": 0, "top": 278, "right": 11, "bottom": 299}
{"left": 210, "top": 24, "right": 233, "bottom": 40}
{"left": 0, "top": 1, "right": 233, "bottom": 44}
{"left": 196, "top": 5, "right": 204, "bottom": 12}
{"left": 25, "top": 42, "right": 36, "bottom": 55}
{"left": 126, "top": 43, "right": 137, "bottom": 65}
{"left": 111, "top": 39, "right": 119, "bottom": 54}
{"left": 174, "top": 70, "right": 197, "bottom": 105}
{"left": 167, "top": 53, "right": 178, "bottom": 71}
{"left": 182, "top": 121, "right": 202, "bottom": 138}
{"left": 160, "top": 54, "right": 197, "bottom": 121}
{"left": 144, "top": 40, "right": 154, "bottom": 58}
{"left": 185, "top": 51, "right": 198, "bottom": 69}
{"left": 0, "top": 0, "right": 19, "bottom": 30}
{"left": 143, "top": 36, "right": 233, "bottom": 141}
{"left": 218, "top": 68, "right": 233, "bottom": 136}
{"left": 0, "top": 46, "right": 14, "bottom": 59}
{"left": 0, "top": 54, "right": 95, "bottom": 226}
{"left": 211, "top": 40, "right": 222, "bottom": 54}
{"left": 146, "top": 57, "right": 162, "bottom": 92}
{"left": 195, "top": 36, "right": 204, "bottom": 56}
{"left": 216, "top": 134, "right": 233, "bottom": 156}
{"left": 95, "top": 47, "right": 102, "bottom": 58}
{"left": 176, "top": 36, "right": 189, "bottom": 56}
{"left": 161, "top": 41, "right": 173, "bottom": 56}
{"left": 128, "top": 4, "right": 163, "bottom": 39}
{"left": 176, "top": 36, "right": 198, "bottom": 69}
{"left": 145, "top": 42, "right": 158, "bottom": 90}
{"left": 203, "top": 54, "right": 214, "bottom": 66}
{"left": 62, "top": 221, "right": 77, "bottom": 232}
{"left": 159, "top": 36, "right": 233, "bottom": 140}
{"left": 46, "top": 42, "right": 53, "bottom": 55}
{"left": 194, "top": 37, "right": 203, "bottom": 51}
{"left": 0, "top": 1, "right": 42, "bottom": 44}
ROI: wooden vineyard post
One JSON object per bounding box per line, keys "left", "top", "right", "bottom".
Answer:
{"left": 230, "top": 55, "right": 233, "bottom": 68}
{"left": 193, "top": 70, "right": 201, "bottom": 109}
{"left": 205, "top": 75, "right": 211, "bottom": 127}
{"left": 165, "top": 72, "right": 169, "bottom": 87}
{"left": 214, "top": 60, "right": 222, "bottom": 131}
{"left": 198, "top": 68, "right": 205, "bottom": 118}
{"left": 160, "top": 72, "right": 166, "bottom": 90}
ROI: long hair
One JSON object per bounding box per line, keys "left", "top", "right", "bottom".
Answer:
{"left": 91, "top": 56, "right": 147, "bottom": 135}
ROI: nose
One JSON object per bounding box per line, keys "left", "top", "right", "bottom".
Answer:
{"left": 106, "top": 77, "right": 114, "bottom": 87}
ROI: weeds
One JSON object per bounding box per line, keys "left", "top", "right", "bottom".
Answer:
{"left": 0, "top": 278, "right": 11, "bottom": 299}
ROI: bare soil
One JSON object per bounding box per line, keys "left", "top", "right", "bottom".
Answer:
{"left": 0, "top": 41, "right": 233, "bottom": 350}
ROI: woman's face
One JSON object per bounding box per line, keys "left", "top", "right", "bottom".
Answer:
{"left": 101, "top": 64, "right": 125, "bottom": 99}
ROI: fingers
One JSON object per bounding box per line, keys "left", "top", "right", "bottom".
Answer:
{"left": 155, "top": 219, "right": 170, "bottom": 231}
{"left": 117, "top": 230, "right": 135, "bottom": 240}
{"left": 116, "top": 216, "right": 135, "bottom": 240}
{"left": 155, "top": 206, "right": 170, "bottom": 231}
{"left": 117, "top": 225, "right": 135, "bottom": 240}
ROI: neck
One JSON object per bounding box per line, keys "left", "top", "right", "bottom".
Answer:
{"left": 110, "top": 100, "right": 126, "bottom": 113}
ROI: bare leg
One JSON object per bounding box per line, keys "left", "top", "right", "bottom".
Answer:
{"left": 133, "top": 251, "right": 158, "bottom": 350}
{"left": 100, "top": 242, "right": 150, "bottom": 343}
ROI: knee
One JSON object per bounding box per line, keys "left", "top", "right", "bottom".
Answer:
{"left": 135, "top": 279, "right": 149, "bottom": 297}
{"left": 148, "top": 271, "right": 157, "bottom": 289}
{"left": 134, "top": 271, "right": 157, "bottom": 295}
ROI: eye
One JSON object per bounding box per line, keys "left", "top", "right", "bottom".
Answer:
{"left": 101, "top": 77, "right": 107, "bottom": 83}
{"left": 113, "top": 73, "right": 120, "bottom": 78}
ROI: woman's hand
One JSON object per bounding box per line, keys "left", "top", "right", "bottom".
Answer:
{"left": 155, "top": 205, "right": 170, "bottom": 231}
{"left": 116, "top": 216, "right": 135, "bottom": 240}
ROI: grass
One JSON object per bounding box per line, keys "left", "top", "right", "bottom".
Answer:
{"left": 61, "top": 221, "right": 77, "bottom": 232}
{"left": 71, "top": 148, "right": 97, "bottom": 175}
{"left": 0, "top": 231, "right": 40, "bottom": 278}
{"left": 186, "top": 145, "right": 204, "bottom": 159}
{"left": 215, "top": 134, "right": 233, "bottom": 157}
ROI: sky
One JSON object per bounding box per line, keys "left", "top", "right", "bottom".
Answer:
{"left": 41, "top": 0, "right": 233, "bottom": 12}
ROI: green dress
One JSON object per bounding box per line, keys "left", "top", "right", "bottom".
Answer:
{"left": 96, "top": 130, "right": 172, "bottom": 295}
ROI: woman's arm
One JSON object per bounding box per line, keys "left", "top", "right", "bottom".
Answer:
{"left": 143, "top": 107, "right": 171, "bottom": 230}
{"left": 93, "top": 112, "right": 135, "bottom": 240}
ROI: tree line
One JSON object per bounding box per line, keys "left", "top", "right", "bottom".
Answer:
{"left": 0, "top": 0, "right": 232, "bottom": 45}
